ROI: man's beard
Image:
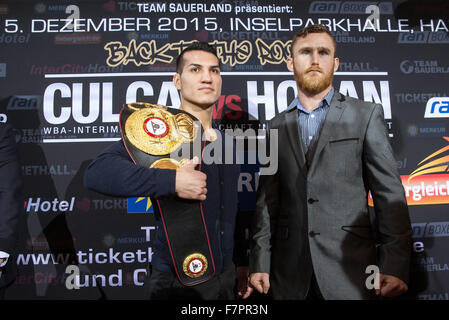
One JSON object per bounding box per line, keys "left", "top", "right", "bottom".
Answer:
{"left": 296, "top": 66, "right": 334, "bottom": 95}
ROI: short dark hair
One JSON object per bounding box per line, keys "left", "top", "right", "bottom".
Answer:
{"left": 176, "top": 41, "right": 220, "bottom": 73}
{"left": 290, "top": 24, "right": 337, "bottom": 57}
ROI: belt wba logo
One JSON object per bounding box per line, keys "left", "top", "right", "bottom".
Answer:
{"left": 183, "top": 253, "right": 208, "bottom": 278}
{"left": 144, "top": 117, "right": 169, "bottom": 138}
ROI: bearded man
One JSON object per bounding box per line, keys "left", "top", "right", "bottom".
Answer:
{"left": 245, "top": 24, "right": 412, "bottom": 300}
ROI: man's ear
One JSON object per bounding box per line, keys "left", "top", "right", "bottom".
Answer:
{"left": 334, "top": 57, "right": 339, "bottom": 72}
{"left": 286, "top": 57, "right": 294, "bottom": 72}
{"left": 173, "top": 72, "right": 181, "bottom": 90}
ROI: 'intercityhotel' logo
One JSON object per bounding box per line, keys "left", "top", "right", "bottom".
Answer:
{"left": 25, "top": 197, "right": 76, "bottom": 213}
{"left": 369, "top": 137, "right": 449, "bottom": 206}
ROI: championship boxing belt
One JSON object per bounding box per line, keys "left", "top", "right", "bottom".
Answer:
{"left": 119, "top": 102, "right": 215, "bottom": 286}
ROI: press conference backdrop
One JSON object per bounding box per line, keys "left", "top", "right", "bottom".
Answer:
{"left": 0, "top": 0, "right": 448, "bottom": 300}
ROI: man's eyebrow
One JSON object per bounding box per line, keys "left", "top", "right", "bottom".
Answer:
{"left": 297, "top": 46, "right": 331, "bottom": 52}
{"left": 317, "top": 46, "right": 331, "bottom": 52}
{"left": 187, "top": 63, "right": 202, "bottom": 68}
{"left": 187, "top": 63, "right": 220, "bottom": 69}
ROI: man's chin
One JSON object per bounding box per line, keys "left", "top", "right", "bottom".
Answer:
{"left": 302, "top": 83, "right": 328, "bottom": 95}
{"left": 196, "top": 101, "right": 216, "bottom": 110}
{"left": 300, "top": 76, "right": 333, "bottom": 95}
{"left": 303, "top": 88, "right": 325, "bottom": 95}
{"left": 184, "top": 97, "right": 218, "bottom": 110}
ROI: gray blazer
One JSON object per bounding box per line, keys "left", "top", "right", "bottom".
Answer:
{"left": 249, "top": 92, "right": 412, "bottom": 299}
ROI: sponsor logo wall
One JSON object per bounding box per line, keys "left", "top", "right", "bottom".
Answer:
{"left": 1, "top": 0, "right": 448, "bottom": 299}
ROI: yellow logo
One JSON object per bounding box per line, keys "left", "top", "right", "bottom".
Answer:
{"left": 408, "top": 136, "right": 449, "bottom": 182}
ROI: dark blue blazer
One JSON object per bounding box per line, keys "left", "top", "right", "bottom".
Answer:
{"left": 84, "top": 134, "right": 247, "bottom": 276}
{"left": 0, "top": 123, "right": 22, "bottom": 287}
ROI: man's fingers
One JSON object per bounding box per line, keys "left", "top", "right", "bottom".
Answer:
{"left": 256, "top": 280, "right": 269, "bottom": 294}
{"left": 262, "top": 280, "right": 270, "bottom": 294}
{"left": 182, "top": 161, "right": 197, "bottom": 169}
{"left": 236, "top": 277, "right": 249, "bottom": 299}
{"left": 195, "top": 187, "right": 207, "bottom": 196}
{"left": 241, "top": 286, "right": 253, "bottom": 299}
{"left": 179, "top": 191, "right": 206, "bottom": 201}
{"left": 249, "top": 277, "right": 261, "bottom": 293}
{"left": 186, "top": 156, "right": 200, "bottom": 165}
{"left": 378, "top": 274, "right": 408, "bottom": 297}
{"left": 249, "top": 273, "right": 270, "bottom": 294}
{"left": 381, "top": 282, "right": 408, "bottom": 297}
{"left": 380, "top": 281, "right": 394, "bottom": 295}
{"left": 182, "top": 156, "right": 200, "bottom": 169}
{"left": 253, "top": 282, "right": 264, "bottom": 294}
{"left": 197, "top": 194, "right": 206, "bottom": 201}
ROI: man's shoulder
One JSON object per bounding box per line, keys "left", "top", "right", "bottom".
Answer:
{"left": 336, "top": 93, "right": 379, "bottom": 112}
{"left": 106, "top": 138, "right": 126, "bottom": 151}
{"left": 0, "top": 122, "right": 13, "bottom": 137}
{"left": 0, "top": 123, "right": 16, "bottom": 146}
{"left": 265, "top": 109, "right": 290, "bottom": 129}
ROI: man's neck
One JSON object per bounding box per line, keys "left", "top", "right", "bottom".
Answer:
{"left": 180, "top": 103, "right": 213, "bottom": 130}
{"left": 297, "top": 86, "right": 332, "bottom": 112}
{"left": 180, "top": 103, "right": 217, "bottom": 141}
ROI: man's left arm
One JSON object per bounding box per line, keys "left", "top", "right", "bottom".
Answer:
{"left": 0, "top": 124, "right": 23, "bottom": 266}
{"left": 362, "top": 104, "right": 412, "bottom": 296}
{"left": 234, "top": 204, "right": 251, "bottom": 298}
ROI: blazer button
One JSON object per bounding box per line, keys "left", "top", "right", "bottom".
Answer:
{"left": 308, "top": 198, "right": 318, "bottom": 204}
{"left": 309, "top": 231, "right": 320, "bottom": 237}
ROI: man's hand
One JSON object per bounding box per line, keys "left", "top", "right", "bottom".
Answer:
{"left": 376, "top": 273, "right": 408, "bottom": 297}
{"left": 0, "top": 258, "right": 4, "bottom": 265}
{"left": 249, "top": 272, "right": 270, "bottom": 294}
{"left": 236, "top": 266, "right": 251, "bottom": 299}
{"left": 175, "top": 157, "right": 207, "bottom": 200}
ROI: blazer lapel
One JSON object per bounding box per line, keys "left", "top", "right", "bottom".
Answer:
{"left": 308, "top": 92, "right": 347, "bottom": 172}
{"left": 284, "top": 98, "right": 308, "bottom": 177}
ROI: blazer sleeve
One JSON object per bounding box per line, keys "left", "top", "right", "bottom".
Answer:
{"left": 0, "top": 124, "right": 23, "bottom": 254}
{"left": 84, "top": 139, "right": 176, "bottom": 198}
{"left": 233, "top": 206, "right": 250, "bottom": 267}
{"left": 362, "top": 104, "right": 412, "bottom": 283}
{"left": 249, "top": 123, "right": 280, "bottom": 274}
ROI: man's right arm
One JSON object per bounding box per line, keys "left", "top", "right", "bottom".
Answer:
{"left": 247, "top": 171, "right": 278, "bottom": 296}
{"left": 249, "top": 173, "right": 277, "bottom": 275}
{"left": 0, "top": 124, "right": 22, "bottom": 263}
{"left": 247, "top": 124, "right": 280, "bottom": 296}
{"left": 84, "top": 140, "right": 176, "bottom": 198}
{"left": 84, "top": 140, "right": 207, "bottom": 200}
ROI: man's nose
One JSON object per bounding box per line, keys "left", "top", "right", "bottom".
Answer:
{"left": 201, "top": 70, "right": 212, "bottom": 82}
{"left": 311, "top": 51, "right": 320, "bottom": 65}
